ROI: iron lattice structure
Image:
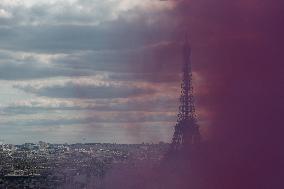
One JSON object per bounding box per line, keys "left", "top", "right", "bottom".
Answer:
{"left": 171, "top": 40, "right": 200, "bottom": 152}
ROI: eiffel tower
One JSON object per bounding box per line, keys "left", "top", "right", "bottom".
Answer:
{"left": 170, "top": 39, "right": 200, "bottom": 153}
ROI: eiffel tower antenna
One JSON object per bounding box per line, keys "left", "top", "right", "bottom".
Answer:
{"left": 170, "top": 35, "right": 200, "bottom": 152}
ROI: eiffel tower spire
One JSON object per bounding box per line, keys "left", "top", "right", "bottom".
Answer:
{"left": 171, "top": 38, "right": 200, "bottom": 152}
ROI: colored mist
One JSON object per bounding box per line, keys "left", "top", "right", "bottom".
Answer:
{"left": 104, "top": 0, "right": 284, "bottom": 188}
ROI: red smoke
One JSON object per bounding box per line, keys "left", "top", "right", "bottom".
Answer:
{"left": 94, "top": 1, "right": 284, "bottom": 188}
{"left": 173, "top": 0, "right": 284, "bottom": 188}
{"left": 121, "top": 0, "right": 284, "bottom": 188}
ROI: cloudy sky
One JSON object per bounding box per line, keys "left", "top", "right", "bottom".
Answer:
{"left": 0, "top": 0, "right": 281, "bottom": 146}
{"left": 0, "top": 0, "right": 209, "bottom": 144}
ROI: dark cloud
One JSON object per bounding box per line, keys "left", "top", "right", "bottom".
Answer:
{"left": 0, "top": 50, "right": 98, "bottom": 80}
{"left": 108, "top": 72, "right": 180, "bottom": 83}
{"left": 0, "top": 41, "right": 182, "bottom": 81}
{"left": 4, "top": 111, "right": 175, "bottom": 127}
{"left": 2, "top": 95, "right": 179, "bottom": 115}
{"left": 0, "top": 7, "right": 175, "bottom": 53}
{"left": 0, "top": 60, "right": 93, "bottom": 80}
{"left": 14, "top": 81, "right": 155, "bottom": 99}
{"left": 0, "top": 1, "right": 181, "bottom": 82}
{"left": 56, "top": 42, "right": 182, "bottom": 74}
